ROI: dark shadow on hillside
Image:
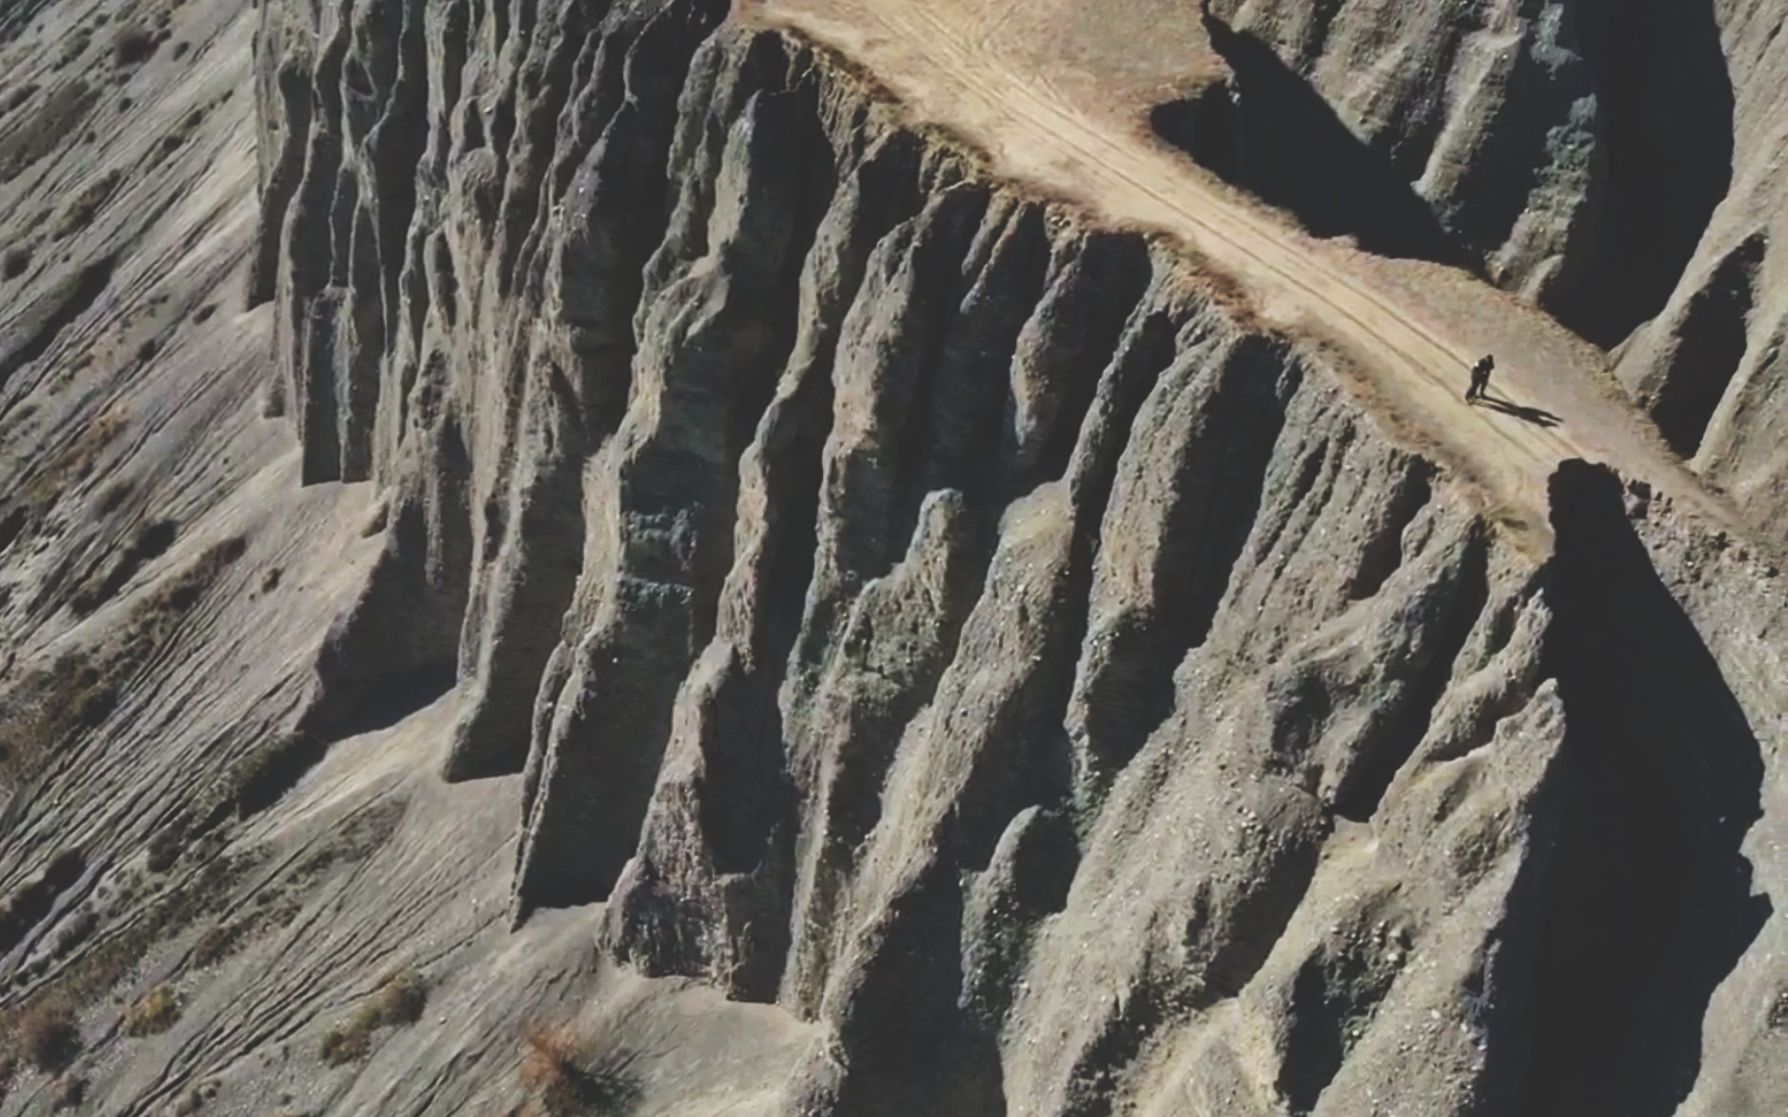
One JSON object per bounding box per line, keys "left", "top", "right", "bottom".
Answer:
{"left": 235, "top": 669, "right": 455, "bottom": 817}
{"left": 1651, "top": 233, "right": 1762, "bottom": 458}
{"left": 1559, "top": 0, "right": 1734, "bottom": 346}
{"left": 1154, "top": 9, "right": 1463, "bottom": 266}
{"left": 1525, "top": 461, "right": 1769, "bottom": 1115}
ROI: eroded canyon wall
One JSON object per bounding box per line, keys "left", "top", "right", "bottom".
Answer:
{"left": 243, "top": 2, "right": 1785, "bottom": 1114}
{"left": 1203, "top": 0, "right": 1788, "bottom": 537}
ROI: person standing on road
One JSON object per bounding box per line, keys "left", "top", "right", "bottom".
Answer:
{"left": 1466, "top": 355, "right": 1495, "bottom": 403}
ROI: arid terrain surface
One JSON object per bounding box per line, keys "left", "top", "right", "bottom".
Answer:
{"left": 0, "top": 1, "right": 1783, "bottom": 1115}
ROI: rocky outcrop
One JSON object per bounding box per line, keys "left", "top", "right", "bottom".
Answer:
{"left": 1611, "top": 0, "right": 1788, "bottom": 537}
{"left": 246, "top": 1, "right": 1783, "bottom": 1114}
{"left": 1184, "top": 0, "right": 1788, "bottom": 536}
{"left": 1194, "top": 0, "right": 1734, "bottom": 348}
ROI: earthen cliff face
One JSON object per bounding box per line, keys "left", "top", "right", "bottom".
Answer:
{"left": 0, "top": 0, "right": 1781, "bottom": 1114}
{"left": 239, "top": 0, "right": 1784, "bottom": 1113}
{"left": 1201, "top": 0, "right": 1788, "bottom": 536}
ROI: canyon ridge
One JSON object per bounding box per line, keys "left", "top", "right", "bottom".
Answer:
{"left": 0, "top": 1, "right": 1784, "bottom": 1114}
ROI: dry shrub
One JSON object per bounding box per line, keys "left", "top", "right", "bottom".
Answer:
{"left": 376, "top": 969, "right": 426, "bottom": 1026}
{"left": 144, "top": 813, "right": 190, "bottom": 874}
{"left": 1, "top": 245, "right": 29, "bottom": 280}
{"left": 0, "top": 850, "right": 87, "bottom": 957}
{"left": 319, "top": 970, "right": 427, "bottom": 1066}
{"left": 319, "top": 1004, "right": 378, "bottom": 1066}
{"left": 0, "top": 80, "right": 97, "bottom": 177}
{"left": 110, "top": 25, "right": 156, "bottom": 67}
{"left": 519, "top": 1021, "right": 642, "bottom": 1116}
{"left": 123, "top": 984, "right": 180, "bottom": 1037}
{"left": 18, "top": 1001, "right": 81, "bottom": 1073}
{"left": 50, "top": 1072, "right": 85, "bottom": 1109}
{"left": 226, "top": 731, "right": 318, "bottom": 817}
{"left": 1, "top": 648, "right": 115, "bottom": 789}
{"left": 192, "top": 917, "right": 250, "bottom": 967}
{"left": 519, "top": 1026, "right": 582, "bottom": 1115}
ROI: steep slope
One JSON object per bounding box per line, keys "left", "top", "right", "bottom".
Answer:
{"left": 1175, "top": 0, "right": 1788, "bottom": 540}
{"left": 1202, "top": 0, "right": 1733, "bottom": 346}
{"left": 0, "top": 1, "right": 1782, "bottom": 1116}
{"left": 1612, "top": 0, "right": 1788, "bottom": 538}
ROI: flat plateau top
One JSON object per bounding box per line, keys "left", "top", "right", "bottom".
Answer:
{"left": 743, "top": 0, "right": 1747, "bottom": 550}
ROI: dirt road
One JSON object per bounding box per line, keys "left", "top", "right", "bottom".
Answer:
{"left": 745, "top": 0, "right": 1743, "bottom": 546}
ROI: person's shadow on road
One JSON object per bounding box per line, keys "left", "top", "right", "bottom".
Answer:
{"left": 1478, "top": 393, "right": 1563, "bottom": 428}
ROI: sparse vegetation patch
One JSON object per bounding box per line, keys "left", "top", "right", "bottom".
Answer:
{"left": 376, "top": 969, "right": 427, "bottom": 1026}
{"left": 50, "top": 1071, "right": 85, "bottom": 1109}
{"left": 123, "top": 984, "right": 181, "bottom": 1036}
{"left": 0, "top": 80, "right": 98, "bottom": 179}
{"left": 110, "top": 25, "right": 157, "bottom": 68}
{"left": 17, "top": 1001, "right": 81, "bottom": 1074}
{"left": 319, "top": 969, "right": 428, "bottom": 1066}
{"left": 519, "top": 1021, "right": 642, "bottom": 1117}
{"left": 0, "top": 533, "right": 246, "bottom": 793}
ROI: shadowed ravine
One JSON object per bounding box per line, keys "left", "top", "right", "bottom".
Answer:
{"left": 1528, "top": 462, "right": 1769, "bottom": 1115}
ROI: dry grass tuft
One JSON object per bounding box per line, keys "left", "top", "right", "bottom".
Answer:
{"left": 319, "top": 1004, "right": 379, "bottom": 1066}
{"left": 123, "top": 984, "right": 181, "bottom": 1037}
{"left": 376, "top": 969, "right": 427, "bottom": 1026}
{"left": 18, "top": 1000, "right": 81, "bottom": 1073}
{"left": 319, "top": 969, "right": 428, "bottom": 1066}
{"left": 191, "top": 917, "right": 250, "bottom": 968}
{"left": 110, "top": 25, "right": 157, "bottom": 68}
{"left": 519, "top": 1020, "right": 642, "bottom": 1116}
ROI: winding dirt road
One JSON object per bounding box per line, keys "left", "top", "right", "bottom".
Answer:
{"left": 745, "top": 0, "right": 1744, "bottom": 546}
